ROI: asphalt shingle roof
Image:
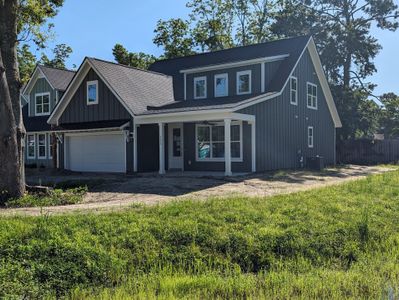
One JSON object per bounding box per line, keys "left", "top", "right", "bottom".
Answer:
{"left": 38, "top": 65, "right": 75, "bottom": 91}
{"left": 87, "top": 58, "right": 175, "bottom": 115}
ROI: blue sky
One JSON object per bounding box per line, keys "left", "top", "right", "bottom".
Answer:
{"left": 34, "top": 0, "right": 398, "bottom": 96}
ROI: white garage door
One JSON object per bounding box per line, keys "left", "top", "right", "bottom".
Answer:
{"left": 67, "top": 132, "right": 126, "bottom": 173}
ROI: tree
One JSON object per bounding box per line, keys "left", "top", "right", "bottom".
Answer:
{"left": 18, "top": 44, "right": 36, "bottom": 84}
{"left": 0, "top": 0, "right": 64, "bottom": 202}
{"left": 187, "top": 0, "right": 235, "bottom": 51}
{"left": 112, "top": 44, "right": 156, "bottom": 69}
{"left": 380, "top": 93, "right": 399, "bottom": 138}
{"left": 153, "top": 18, "right": 196, "bottom": 59}
{"left": 40, "top": 43, "right": 72, "bottom": 69}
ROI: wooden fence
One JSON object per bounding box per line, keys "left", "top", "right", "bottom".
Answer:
{"left": 337, "top": 139, "right": 399, "bottom": 165}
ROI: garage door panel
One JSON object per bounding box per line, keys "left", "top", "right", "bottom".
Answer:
{"left": 68, "top": 133, "right": 125, "bottom": 173}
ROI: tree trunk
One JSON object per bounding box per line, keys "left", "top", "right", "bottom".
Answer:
{"left": 0, "top": 0, "right": 26, "bottom": 202}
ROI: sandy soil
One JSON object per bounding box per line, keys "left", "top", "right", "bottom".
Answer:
{"left": 1, "top": 165, "right": 394, "bottom": 216}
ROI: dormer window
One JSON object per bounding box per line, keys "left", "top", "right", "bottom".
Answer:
{"left": 35, "top": 92, "right": 50, "bottom": 116}
{"left": 214, "top": 73, "right": 228, "bottom": 97}
{"left": 237, "top": 70, "right": 251, "bottom": 95}
{"left": 194, "top": 76, "right": 207, "bottom": 99}
{"left": 87, "top": 80, "right": 98, "bottom": 105}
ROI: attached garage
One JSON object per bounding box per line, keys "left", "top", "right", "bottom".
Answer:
{"left": 65, "top": 132, "right": 126, "bottom": 173}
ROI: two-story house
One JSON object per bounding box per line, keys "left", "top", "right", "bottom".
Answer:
{"left": 21, "top": 65, "right": 75, "bottom": 168}
{"left": 28, "top": 35, "right": 340, "bottom": 175}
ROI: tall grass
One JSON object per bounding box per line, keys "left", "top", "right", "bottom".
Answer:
{"left": 1, "top": 171, "right": 399, "bottom": 299}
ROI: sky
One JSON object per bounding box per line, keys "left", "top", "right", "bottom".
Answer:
{"left": 33, "top": 0, "right": 399, "bottom": 97}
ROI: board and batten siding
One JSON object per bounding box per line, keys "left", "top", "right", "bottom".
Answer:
{"left": 238, "top": 49, "right": 336, "bottom": 171}
{"left": 29, "top": 78, "right": 56, "bottom": 116}
{"left": 59, "top": 68, "right": 131, "bottom": 124}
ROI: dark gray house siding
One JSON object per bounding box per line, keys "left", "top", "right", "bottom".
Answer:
{"left": 25, "top": 77, "right": 56, "bottom": 167}
{"left": 238, "top": 49, "right": 335, "bottom": 171}
{"left": 59, "top": 68, "right": 131, "bottom": 124}
{"left": 183, "top": 122, "right": 252, "bottom": 172}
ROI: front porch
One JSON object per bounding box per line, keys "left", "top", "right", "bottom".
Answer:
{"left": 134, "top": 111, "right": 256, "bottom": 176}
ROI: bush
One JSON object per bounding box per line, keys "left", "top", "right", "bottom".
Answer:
{"left": 5, "top": 186, "right": 87, "bottom": 208}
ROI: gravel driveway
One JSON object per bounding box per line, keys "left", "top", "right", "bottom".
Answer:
{"left": 1, "top": 165, "right": 395, "bottom": 216}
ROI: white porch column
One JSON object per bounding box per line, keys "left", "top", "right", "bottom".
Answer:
{"left": 158, "top": 122, "right": 165, "bottom": 175}
{"left": 224, "top": 118, "right": 232, "bottom": 176}
{"left": 250, "top": 120, "right": 256, "bottom": 172}
{"left": 133, "top": 122, "right": 138, "bottom": 172}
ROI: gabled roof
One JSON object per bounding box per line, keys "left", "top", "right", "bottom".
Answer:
{"left": 48, "top": 57, "right": 175, "bottom": 124}
{"left": 88, "top": 58, "right": 175, "bottom": 114}
{"left": 22, "top": 65, "right": 75, "bottom": 96}
{"left": 38, "top": 65, "right": 76, "bottom": 91}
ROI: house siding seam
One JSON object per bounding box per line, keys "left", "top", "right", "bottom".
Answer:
{"left": 59, "top": 68, "right": 131, "bottom": 124}
{"left": 238, "top": 49, "right": 335, "bottom": 171}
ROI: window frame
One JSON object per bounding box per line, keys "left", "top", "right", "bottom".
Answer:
{"left": 308, "top": 126, "right": 314, "bottom": 148}
{"left": 87, "top": 80, "right": 99, "bottom": 105}
{"left": 49, "top": 134, "right": 54, "bottom": 159}
{"left": 35, "top": 92, "right": 51, "bottom": 116}
{"left": 236, "top": 70, "right": 252, "bottom": 95}
{"left": 194, "top": 76, "right": 207, "bottom": 99}
{"left": 306, "top": 82, "right": 318, "bottom": 110}
{"left": 214, "top": 73, "right": 229, "bottom": 97}
{"left": 290, "top": 76, "right": 298, "bottom": 105}
{"left": 195, "top": 121, "right": 243, "bottom": 162}
{"left": 37, "top": 133, "right": 47, "bottom": 159}
{"left": 27, "top": 134, "right": 36, "bottom": 159}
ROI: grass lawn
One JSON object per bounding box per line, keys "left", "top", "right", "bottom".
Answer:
{"left": 1, "top": 170, "right": 399, "bottom": 299}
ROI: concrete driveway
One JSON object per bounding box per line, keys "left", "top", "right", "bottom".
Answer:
{"left": 1, "top": 165, "right": 395, "bottom": 216}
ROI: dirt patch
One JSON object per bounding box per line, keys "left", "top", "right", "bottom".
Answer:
{"left": 1, "top": 165, "right": 395, "bottom": 216}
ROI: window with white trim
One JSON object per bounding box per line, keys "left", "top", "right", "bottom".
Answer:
{"left": 237, "top": 70, "right": 251, "bottom": 95}
{"left": 35, "top": 93, "right": 50, "bottom": 116}
{"left": 27, "top": 134, "right": 35, "bottom": 159}
{"left": 38, "top": 134, "right": 47, "bottom": 159}
{"left": 194, "top": 76, "right": 207, "bottom": 99}
{"left": 214, "top": 73, "right": 228, "bottom": 97}
{"left": 308, "top": 126, "right": 314, "bottom": 148}
{"left": 87, "top": 80, "right": 98, "bottom": 105}
{"left": 307, "top": 82, "right": 317, "bottom": 109}
{"left": 290, "top": 77, "right": 298, "bottom": 105}
{"left": 49, "top": 134, "right": 54, "bottom": 159}
{"left": 196, "top": 122, "right": 242, "bottom": 161}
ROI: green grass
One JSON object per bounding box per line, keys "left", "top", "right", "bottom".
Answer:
{"left": 4, "top": 186, "right": 87, "bottom": 208}
{"left": 1, "top": 171, "right": 399, "bottom": 299}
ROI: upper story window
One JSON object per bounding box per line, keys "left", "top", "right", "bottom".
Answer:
{"left": 308, "top": 126, "right": 314, "bottom": 148}
{"left": 35, "top": 92, "right": 50, "bottom": 116}
{"left": 214, "top": 73, "right": 228, "bottom": 97}
{"left": 290, "top": 77, "right": 298, "bottom": 105}
{"left": 87, "top": 80, "right": 98, "bottom": 105}
{"left": 194, "top": 76, "right": 207, "bottom": 99}
{"left": 237, "top": 70, "right": 251, "bottom": 95}
{"left": 307, "top": 82, "right": 317, "bottom": 109}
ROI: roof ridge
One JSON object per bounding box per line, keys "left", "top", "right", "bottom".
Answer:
{"left": 38, "top": 64, "right": 76, "bottom": 73}
{"left": 152, "top": 35, "right": 311, "bottom": 64}
{"left": 87, "top": 57, "right": 171, "bottom": 78}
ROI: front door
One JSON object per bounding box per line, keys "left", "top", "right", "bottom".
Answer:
{"left": 168, "top": 123, "right": 183, "bottom": 170}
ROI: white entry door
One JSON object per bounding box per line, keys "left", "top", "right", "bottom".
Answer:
{"left": 168, "top": 124, "right": 183, "bottom": 170}
{"left": 67, "top": 132, "right": 126, "bottom": 173}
